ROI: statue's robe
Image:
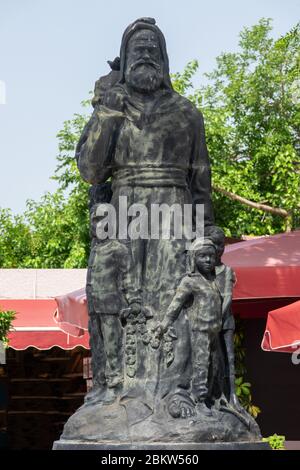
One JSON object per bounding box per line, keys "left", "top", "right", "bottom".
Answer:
{"left": 77, "top": 86, "right": 214, "bottom": 402}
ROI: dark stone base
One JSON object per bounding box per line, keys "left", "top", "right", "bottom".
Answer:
{"left": 59, "top": 397, "right": 263, "bottom": 444}
{"left": 53, "top": 440, "right": 270, "bottom": 450}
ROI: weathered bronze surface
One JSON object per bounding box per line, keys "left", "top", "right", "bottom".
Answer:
{"left": 56, "top": 18, "right": 262, "bottom": 446}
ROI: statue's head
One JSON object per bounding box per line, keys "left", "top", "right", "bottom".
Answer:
{"left": 204, "top": 226, "right": 225, "bottom": 264}
{"left": 189, "top": 238, "right": 217, "bottom": 275}
{"left": 119, "top": 17, "right": 172, "bottom": 93}
{"left": 125, "top": 29, "right": 164, "bottom": 93}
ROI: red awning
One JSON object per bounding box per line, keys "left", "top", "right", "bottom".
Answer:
{"left": 223, "top": 231, "right": 300, "bottom": 301}
{"left": 54, "top": 288, "right": 88, "bottom": 337}
{"left": 1, "top": 299, "right": 89, "bottom": 350}
{"left": 262, "top": 301, "right": 300, "bottom": 353}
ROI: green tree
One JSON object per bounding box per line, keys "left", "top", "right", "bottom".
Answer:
{"left": 0, "top": 209, "right": 32, "bottom": 267}
{"left": 0, "top": 100, "right": 91, "bottom": 268}
{"left": 174, "top": 19, "right": 300, "bottom": 235}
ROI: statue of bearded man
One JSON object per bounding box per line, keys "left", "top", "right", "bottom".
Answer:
{"left": 56, "top": 17, "right": 264, "bottom": 448}
{"left": 76, "top": 17, "right": 215, "bottom": 417}
{"left": 77, "top": 18, "right": 214, "bottom": 230}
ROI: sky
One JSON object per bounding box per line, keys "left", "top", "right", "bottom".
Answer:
{"left": 0, "top": 0, "right": 299, "bottom": 214}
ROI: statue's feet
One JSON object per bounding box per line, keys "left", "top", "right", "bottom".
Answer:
{"left": 83, "top": 384, "right": 122, "bottom": 407}
{"left": 107, "top": 375, "right": 123, "bottom": 388}
{"left": 196, "top": 401, "right": 212, "bottom": 417}
{"left": 167, "top": 394, "right": 196, "bottom": 419}
{"left": 219, "top": 397, "right": 252, "bottom": 429}
{"left": 84, "top": 385, "right": 105, "bottom": 404}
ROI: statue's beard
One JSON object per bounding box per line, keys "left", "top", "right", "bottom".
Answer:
{"left": 125, "top": 62, "right": 164, "bottom": 93}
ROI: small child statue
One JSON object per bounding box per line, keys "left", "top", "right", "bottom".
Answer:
{"left": 157, "top": 238, "right": 222, "bottom": 417}
{"left": 205, "top": 225, "right": 244, "bottom": 413}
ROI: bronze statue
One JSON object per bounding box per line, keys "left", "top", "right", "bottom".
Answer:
{"left": 54, "top": 18, "right": 266, "bottom": 450}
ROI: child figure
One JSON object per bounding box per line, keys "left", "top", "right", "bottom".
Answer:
{"left": 86, "top": 183, "right": 142, "bottom": 405}
{"left": 205, "top": 225, "right": 242, "bottom": 412}
{"left": 88, "top": 239, "right": 129, "bottom": 393}
{"left": 158, "top": 238, "right": 222, "bottom": 417}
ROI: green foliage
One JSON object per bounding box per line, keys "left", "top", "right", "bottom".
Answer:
{"left": 23, "top": 189, "right": 90, "bottom": 268}
{"left": 0, "top": 190, "right": 90, "bottom": 268}
{"left": 171, "top": 59, "right": 199, "bottom": 95}
{"left": 176, "top": 19, "right": 300, "bottom": 236}
{"left": 0, "top": 209, "right": 33, "bottom": 267}
{"left": 235, "top": 376, "right": 260, "bottom": 418}
{"left": 0, "top": 309, "right": 16, "bottom": 347}
{"left": 0, "top": 100, "right": 92, "bottom": 268}
{"left": 54, "top": 99, "right": 91, "bottom": 190}
{"left": 262, "top": 433, "right": 285, "bottom": 450}
{"left": 234, "top": 318, "right": 261, "bottom": 418}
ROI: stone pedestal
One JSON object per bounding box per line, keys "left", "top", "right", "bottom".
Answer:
{"left": 53, "top": 440, "right": 270, "bottom": 450}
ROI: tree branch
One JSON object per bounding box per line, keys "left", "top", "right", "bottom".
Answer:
{"left": 212, "top": 185, "right": 289, "bottom": 218}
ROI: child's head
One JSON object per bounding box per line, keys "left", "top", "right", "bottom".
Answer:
{"left": 204, "top": 226, "right": 225, "bottom": 264}
{"left": 190, "top": 238, "right": 217, "bottom": 275}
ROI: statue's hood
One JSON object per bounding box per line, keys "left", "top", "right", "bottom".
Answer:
{"left": 119, "top": 17, "right": 173, "bottom": 91}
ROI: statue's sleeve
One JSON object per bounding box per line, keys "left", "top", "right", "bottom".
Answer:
{"left": 76, "top": 106, "right": 125, "bottom": 184}
{"left": 189, "top": 110, "right": 214, "bottom": 227}
{"left": 164, "top": 277, "right": 192, "bottom": 324}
